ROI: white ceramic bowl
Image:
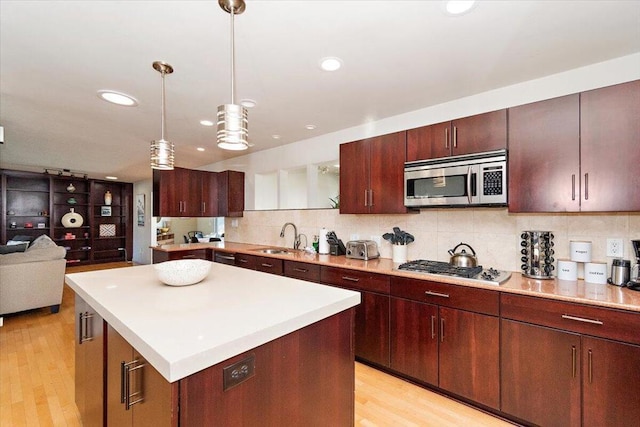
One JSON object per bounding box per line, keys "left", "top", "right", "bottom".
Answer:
{"left": 154, "top": 259, "right": 212, "bottom": 286}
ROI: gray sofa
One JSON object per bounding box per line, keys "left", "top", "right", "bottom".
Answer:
{"left": 0, "top": 235, "right": 67, "bottom": 315}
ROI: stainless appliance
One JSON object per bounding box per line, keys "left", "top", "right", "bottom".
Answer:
{"left": 608, "top": 259, "right": 631, "bottom": 286}
{"left": 627, "top": 240, "right": 640, "bottom": 291}
{"left": 397, "top": 260, "right": 511, "bottom": 285}
{"left": 448, "top": 242, "right": 478, "bottom": 267}
{"left": 345, "top": 240, "right": 380, "bottom": 260}
{"left": 404, "top": 149, "right": 507, "bottom": 207}
{"left": 520, "top": 231, "right": 555, "bottom": 279}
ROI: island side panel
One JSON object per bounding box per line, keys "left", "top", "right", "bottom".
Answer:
{"left": 179, "top": 308, "right": 355, "bottom": 426}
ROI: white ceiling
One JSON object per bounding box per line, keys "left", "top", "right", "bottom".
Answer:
{"left": 1, "top": 0, "right": 639, "bottom": 183}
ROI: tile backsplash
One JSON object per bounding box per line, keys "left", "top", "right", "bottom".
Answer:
{"left": 225, "top": 208, "right": 640, "bottom": 273}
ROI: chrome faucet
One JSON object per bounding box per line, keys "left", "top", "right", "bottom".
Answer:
{"left": 280, "top": 222, "right": 300, "bottom": 249}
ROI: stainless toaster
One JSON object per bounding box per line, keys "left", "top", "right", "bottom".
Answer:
{"left": 345, "top": 240, "right": 380, "bottom": 261}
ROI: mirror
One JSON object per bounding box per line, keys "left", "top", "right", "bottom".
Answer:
{"left": 252, "top": 160, "right": 339, "bottom": 210}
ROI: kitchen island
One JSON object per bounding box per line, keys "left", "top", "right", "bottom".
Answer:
{"left": 66, "top": 262, "right": 360, "bottom": 426}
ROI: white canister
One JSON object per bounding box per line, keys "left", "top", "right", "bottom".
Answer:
{"left": 584, "top": 262, "right": 608, "bottom": 284}
{"left": 392, "top": 245, "right": 408, "bottom": 264}
{"left": 570, "top": 241, "right": 592, "bottom": 263}
{"left": 557, "top": 259, "right": 578, "bottom": 281}
{"left": 318, "top": 227, "right": 330, "bottom": 255}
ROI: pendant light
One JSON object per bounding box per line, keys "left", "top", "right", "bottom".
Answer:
{"left": 150, "top": 61, "right": 175, "bottom": 169}
{"left": 217, "top": 0, "right": 249, "bottom": 150}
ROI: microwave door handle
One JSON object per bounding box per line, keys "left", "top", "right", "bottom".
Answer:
{"left": 466, "top": 166, "right": 473, "bottom": 204}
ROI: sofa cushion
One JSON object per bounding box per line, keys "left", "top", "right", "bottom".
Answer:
{"left": 0, "top": 243, "right": 29, "bottom": 254}
{"left": 0, "top": 235, "right": 65, "bottom": 266}
{"left": 27, "top": 234, "right": 58, "bottom": 251}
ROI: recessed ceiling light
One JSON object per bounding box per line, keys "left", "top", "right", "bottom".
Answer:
{"left": 444, "top": 0, "right": 476, "bottom": 15}
{"left": 305, "top": 124, "right": 316, "bottom": 130}
{"left": 240, "top": 99, "right": 257, "bottom": 108}
{"left": 197, "top": 147, "right": 205, "bottom": 152}
{"left": 319, "top": 57, "right": 342, "bottom": 72}
{"left": 272, "top": 135, "right": 281, "bottom": 139}
{"left": 200, "top": 120, "right": 214, "bottom": 126}
{"left": 105, "top": 176, "right": 118, "bottom": 180}
{"left": 97, "top": 90, "right": 138, "bottom": 106}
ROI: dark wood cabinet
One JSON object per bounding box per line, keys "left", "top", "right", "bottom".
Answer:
{"left": 152, "top": 248, "right": 208, "bottom": 263}
{"left": 234, "top": 252, "right": 257, "bottom": 270}
{"left": 89, "top": 180, "right": 133, "bottom": 264}
{"left": 508, "top": 80, "right": 639, "bottom": 212}
{"left": 321, "top": 266, "right": 390, "bottom": 367}
{"left": 508, "top": 94, "right": 580, "bottom": 212}
{"left": 1, "top": 170, "right": 51, "bottom": 244}
{"left": 579, "top": 80, "right": 640, "bottom": 211}
{"left": 501, "top": 319, "right": 581, "bottom": 427}
{"left": 255, "top": 255, "right": 283, "bottom": 275}
{"left": 340, "top": 131, "right": 410, "bottom": 214}
{"left": 107, "top": 325, "right": 177, "bottom": 427}
{"left": 406, "top": 109, "right": 507, "bottom": 162}
{"left": 390, "top": 277, "right": 500, "bottom": 409}
{"left": 153, "top": 168, "right": 244, "bottom": 217}
{"left": 501, "top": 293, "right": 640, "bottom": 427}
{"left": 75, "top": 295, "right": 106, "bottom": 427}
{"left": 283, "top": 260, "right": 321, "bottom": 282}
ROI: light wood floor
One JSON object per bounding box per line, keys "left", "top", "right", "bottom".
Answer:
{"left": 0, "top": 262, "right": 514, "bottom": 426}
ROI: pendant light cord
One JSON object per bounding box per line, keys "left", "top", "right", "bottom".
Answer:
{"left": 161, "top": 69, "right": 167, "bottom": 141}
{"left": 230, "top": 5, "right": 235, "bottom": 105}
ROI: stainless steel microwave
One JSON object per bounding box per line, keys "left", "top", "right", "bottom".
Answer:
{"left": 404, "top": 149, "right": 507, "bottom": 207}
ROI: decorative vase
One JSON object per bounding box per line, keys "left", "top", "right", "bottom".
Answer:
{"left": 67, "top": 183, "right": 76, "bottom": 193}
{"left": 104, "top": 191, "right": 112, "bottom": 205}
{"left": 61, "top": 208, "right": 84, "bottom": 228}
{"left": 392, "top": 244, "right": 408, "bottom": 264}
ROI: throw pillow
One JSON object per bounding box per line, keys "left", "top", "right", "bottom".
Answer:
{"left": 27, "top": 234, "right": 58, "bottom": 250}
{"left": 0, "top": 243, "right": 28, "bottom": 254}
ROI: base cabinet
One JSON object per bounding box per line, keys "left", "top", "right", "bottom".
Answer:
{"left": 106, "top": 325, "right": 177, "bottom": 427}
{"left": 75, "top": 295, "right": 106, "bottom": 427}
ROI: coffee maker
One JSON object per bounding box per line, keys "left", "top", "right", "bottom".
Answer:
{"left": 628, "top": 240, "right": 640, "bottom": 291}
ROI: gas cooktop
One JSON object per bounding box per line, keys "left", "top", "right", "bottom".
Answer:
{"left": 397, "top": 260, "right": 512, "bottom": 285}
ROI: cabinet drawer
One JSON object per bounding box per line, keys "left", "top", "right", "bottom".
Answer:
{"left": 169, "top": 249, "right": 207, "bottom": 261}
{"left": 391, "top": 277, "right": 499, "bottom": 316}
{"left": 213, "top": 251, "right": 236, "bottom": 265}
{"left": 284, "top": 261, "right": 321, "bottom": 282}
{"left": 255, "top": 256, "right": 283, "bottom": 276}
{"left": 235, "top": 253, "right": 257, "bottom": 270}
{"left": 501, "top": 293, "right": 640, "bottom": 345}
{"left": 321, "top": 266, "right": 390, "bottom": 294}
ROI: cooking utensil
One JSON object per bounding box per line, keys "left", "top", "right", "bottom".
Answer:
{"left": 448, "top": 242, "right": 478, "bottom": 267}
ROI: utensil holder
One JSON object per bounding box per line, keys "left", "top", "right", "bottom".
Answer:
{"left": 392, "top": 245, "right": 408, "bottom": 263}
{"left": 520, "top": 231, "right": 555, "bottom": 279}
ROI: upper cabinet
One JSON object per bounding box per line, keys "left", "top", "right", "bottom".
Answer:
{"left": 406, "top": 109, "right": 507, "bottom": 162}
{"left": 152, "top": 168, "right": 244, "bottom": 218}
{"left": 340, "top": 131, "right": 411, "bottom": 214}
{"left": 509, "top": 80, "right": 640, "bottom": 212}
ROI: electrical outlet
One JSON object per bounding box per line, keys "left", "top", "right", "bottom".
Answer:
{"left": 606, "top": 238, "right": 624, "bottom": 257}
{"left": 370, "top": 235, "right": 382, "bottom": 246}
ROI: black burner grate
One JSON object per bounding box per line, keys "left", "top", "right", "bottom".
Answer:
{"left": 398, "top": 260, "right": 483, "bottom": 278}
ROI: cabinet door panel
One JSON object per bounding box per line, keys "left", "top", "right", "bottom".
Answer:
{"left": 369, "top": 132, "right": 407, "bottom": 214}
{"left": 451, "top": 109, "right": 507, "bottom": 156}
{"left": 508, "top": 94, "right": 580, "bottom": 212}
{"left": 107, "top": 325, "right": 134, "bottom": 427}
{"left": 501, "top": 319, "right": 581, "bottom": 427}
{"left": 354, "top": 291, "right": 390, "bottom": 367}
{"left": 406, "top": 121, "right": 450, "bottom": 161}
{"left": 438, "top": 307, "right": 499, "bottom": 409}
{"left": 339, "top": 140, "right": 369, "bottom": 214}
{"left": 390, "top": 298, "right": 438, "bottom": 385}
{"left": 580, "top": 80, "right": 640, "bottom": 211}
{"left": 582, "top": 336, "right": 640, "bottom": 426}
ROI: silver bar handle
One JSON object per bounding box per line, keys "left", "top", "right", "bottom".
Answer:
{"left": 571, "top": 174, "right": 576, "bottom": 201}
{"left": 238, "top": 258, "right": 248, "bottom": 263}
{"left": 293, "top": 267, "right": 308, "bottom": 273}
{"left": 440, "top": 318, "right": 445, "bottom": 343}
{"left": 261, "top": 263, "right": 273, "bottom": 268}
{"left": 124, "top": 360, "right": 145, "bottom": 410}
{"left": 466, "top": 166, "right": 473, "bottom": 204}
{"left": 571, "top": 345, "right": 577, "bottom": 378}
{"left": 341, "top": 276, "right": 360, "bottom": 283}
{"left": 430, "top": 315, "right": 436, "bottom": 340}
{"left": 444, "top": 127, "right": 449, "bottom": 149}
{"left": 202, "top": 202, "right": 206, "bottom": 213}
{"left": 562, "top": 314, "right": 603, "bottom": 325}
{"left": 588, "top": 349, "right": 593, "bottom": 384}
{"left": 217, "top": 254, "right": 236, "bottom": 261}
{"left": 364, "top": 189, "right": 368, "bottom": 207}
{"left": 584, "top": 173, "right": 589, "bottom": 200}
{"left": 369, "top": 189, "right": 373, "bottom": 207}
{"left": 182, "top": 254, "right": 196, "bottom": 259}
{"left": 424, "top": 290, "right": 450, "bottom": 298}
{"left": 79, "top": 312, "right": 94, "bottom": 344}
{"left": 453, "top": 125, "right": 458, "bottom": 148}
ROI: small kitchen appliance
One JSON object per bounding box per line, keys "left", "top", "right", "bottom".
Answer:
{"left": 345, "top": 240, "right": 379, "bottom": 260}
{"left": 627, "top": 240, "right": 640, "bottom": 291}
{"left": 448, "top": 242, "right": 478, "bottom": 267}
{"left": 397, "top": 260, "right": 511, "bottom": 285}
{"left": 607, "top": 259, "right": 631, "bottom": 286}
{"left": 520, "top": 231, "right": 555, "bottom": 279}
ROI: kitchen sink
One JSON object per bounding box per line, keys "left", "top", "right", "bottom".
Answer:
{"left": 253, "top": 247, "right": 295, "bottom": 255}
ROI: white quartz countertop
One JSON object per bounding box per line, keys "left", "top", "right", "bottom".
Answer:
{"left": 65, "top": 263, "right": 360, "bottom": 382}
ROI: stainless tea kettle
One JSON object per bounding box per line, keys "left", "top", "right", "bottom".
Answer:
{"left": 448, "top": 243, "right": 478, "bottom": 267}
